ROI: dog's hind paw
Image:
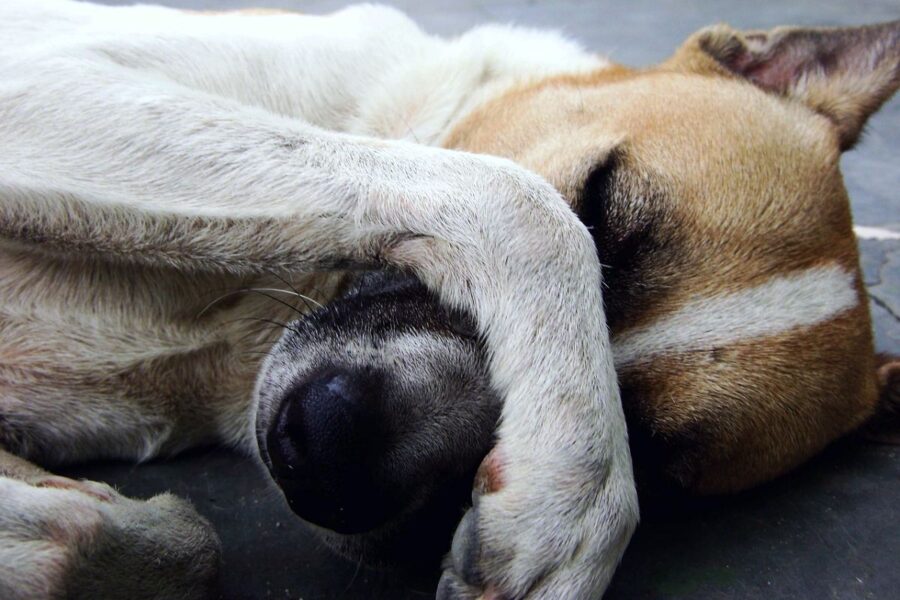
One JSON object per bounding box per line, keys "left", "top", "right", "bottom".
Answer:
{"left": 438, "top": 445, "right": 638, "bottom": 600}
{"left": 31, "top": 474, "right": 118, "bottom": 501}
{"left": 0, "top": 475, "right": 220, "bottom": 600}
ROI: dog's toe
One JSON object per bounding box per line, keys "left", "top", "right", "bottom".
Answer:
{"left": 438, "top": 440, "right": 638, "bottom": 600}
{"left": 32, "top": 475, "right": 118, "bottom": 502}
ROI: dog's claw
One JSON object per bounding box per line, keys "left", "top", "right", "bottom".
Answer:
{"left": 450, "top": 507, "right": 483, "bottom": 586}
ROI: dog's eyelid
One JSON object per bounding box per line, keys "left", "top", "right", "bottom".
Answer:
{"left": 577, "top": 151, "right": 623, "bottom": 236}
{"left": 581, "top": 152, "right": 621, "bottom": 204}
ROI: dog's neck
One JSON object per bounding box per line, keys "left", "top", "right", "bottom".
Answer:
{"left": 346, "top": 23, "right": 607, "bottom": 146}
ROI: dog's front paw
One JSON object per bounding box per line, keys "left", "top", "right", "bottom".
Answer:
{"left": 438, "top": 445, "right": 638, "bottom": 600}
{"left": 0, "top": 475, "right": 220, "bottom": 600}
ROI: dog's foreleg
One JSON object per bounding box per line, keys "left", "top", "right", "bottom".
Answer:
{"left": 1, "top": 53, "right": 637, "bottom": 599}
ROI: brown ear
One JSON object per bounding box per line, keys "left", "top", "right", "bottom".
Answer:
{"left": 672, "top": 20, "right": 900, "bottom": 150}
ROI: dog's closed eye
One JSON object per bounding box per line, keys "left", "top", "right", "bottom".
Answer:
{"left": 577, "top": 152, "right": 619, "bottom": 242}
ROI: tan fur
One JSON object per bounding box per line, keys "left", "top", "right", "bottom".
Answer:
{"left": 0, "top": 243, "right": 345, "bottom": 463}
{"left": 445, "top": 53, "right": 881, "bottom": 494}
{"left": 675, "top": 22, "right": 900, "bottom": 150}
{"left": 1, "top": 7, "right": 898, "bottom": 597}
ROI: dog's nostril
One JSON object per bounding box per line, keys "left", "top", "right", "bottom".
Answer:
{"left": 265, "top": 367, "right": 393, "bottom": 533}
{"left": 269, "top": 369, "right": 375, "bottom": 472}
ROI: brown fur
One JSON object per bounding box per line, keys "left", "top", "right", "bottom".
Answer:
{"left": 443, "top": 27, "right": 896, "bottom": 493}
{"left": 1, "top": 10, "right": 898, "bottom": 597}
{"left": 680, "top": 21, "right": 900, "bottom": 150}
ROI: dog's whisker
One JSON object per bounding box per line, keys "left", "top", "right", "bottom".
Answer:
{"left": 241, "top": 351, "right": 278, "bottom": 359}
{"left": 196, "top": 287, "right": 322, "bottom": 319}
{"left": 219, "top": 317, "right": 301, "bottom": 340}
{"left": 265, "top": 269, "right": 320, "bottom": 313}
{"left": 253, "top": 287, "right": 323, "bottom": 310}
{"left": 230, "top": 319, "right": 299, "bottom": 338}
{"left": 244, "top": 289, "right": 311, "bottom": 321}
{"left": 196, "top": 288, "right": 254, "bottom": 318}
{"left": 219, "top": 316, "right": 289, "bottom": 327}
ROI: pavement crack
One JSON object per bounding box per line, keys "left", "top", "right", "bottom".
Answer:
{"left": 870, "top": 293, "right": 900, "bottom": 323}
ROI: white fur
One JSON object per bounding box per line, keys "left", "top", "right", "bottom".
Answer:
{"left": 0, "top": 2, "right": 636, "bottom": 599}
{"left": 855, "top": 225, "right": 900, "bottom": 240}
{"left": 0, "top": 475, "right": 219, "bottom": 600}
{"left": 613, "top": 264, "right": 859, "bottom": 366}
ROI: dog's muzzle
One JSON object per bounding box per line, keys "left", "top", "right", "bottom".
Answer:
{"left": 266, "top": 366, "right": 402, "bottom": 533}
{"left": 256, "top": 271, "right": 502, "bottom": 552}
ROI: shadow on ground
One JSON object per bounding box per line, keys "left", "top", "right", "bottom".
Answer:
{"left": 65, "top": 434, "right": 899, "bottom": 600}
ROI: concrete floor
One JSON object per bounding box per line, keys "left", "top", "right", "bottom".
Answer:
{"left": 74, "top": 1, "right": 900, "bottom": 599}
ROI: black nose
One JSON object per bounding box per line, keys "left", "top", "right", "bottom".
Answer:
{"left": 266, "top": 367, "right": 402, "bottom": 533}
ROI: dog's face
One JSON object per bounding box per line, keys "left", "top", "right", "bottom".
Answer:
{"left": 445, "top": 22, "right": 896, "bottom": 492}
{"left": 254, "top": 271, "right": 500, "bottom": 567}
{"left": 253, "top": 22, "right": 898, "bottom": 566}
{"left": 449, "top": 66, "right": 851, "bottom": 331}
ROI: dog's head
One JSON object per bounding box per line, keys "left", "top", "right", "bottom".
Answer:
{"left": 445, "top": 20, "right": 900, "bottom": 493}
{"left": 253, "top": 21, "right": 899, "bottom": 567}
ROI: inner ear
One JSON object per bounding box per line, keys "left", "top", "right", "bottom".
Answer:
{"left": 671, "top": 20, "right": 900, "bottom": 150}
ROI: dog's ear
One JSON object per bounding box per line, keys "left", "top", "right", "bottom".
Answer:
{"left": 669, "top": 20, "right": 900, "bottom": 150}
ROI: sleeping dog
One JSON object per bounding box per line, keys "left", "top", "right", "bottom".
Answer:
{"left": 1, "top": 2, "right": 898, "bottom": 599}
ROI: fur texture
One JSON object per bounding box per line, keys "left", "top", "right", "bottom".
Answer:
{"left": 0, "top": 2, "right": 897, "bottom": 599}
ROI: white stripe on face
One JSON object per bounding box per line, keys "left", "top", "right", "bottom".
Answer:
{"left": 612, "top": 263, "right": 858, "bottom": 367}
{"left": 854, "top": 225, "right": 900, "bottom": 240}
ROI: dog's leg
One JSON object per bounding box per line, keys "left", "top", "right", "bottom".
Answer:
{"left": 0, "top": 52, "right": 637, "bottom": 599}
{"left": 0, "top": 263, "right": 275, "bottom": 467}
{"left": 0, "top": 448, "right": 220, "bottom": 600}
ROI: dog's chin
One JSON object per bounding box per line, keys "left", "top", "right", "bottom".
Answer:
{"left": 262, "top": 440, "right": 481, "bottom": 571}
{"left": 299, "top": 477, "right": 475, "bottom": 573}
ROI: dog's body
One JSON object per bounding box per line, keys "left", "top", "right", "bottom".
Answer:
{"left": 1, "top": 2, "right": 898, "bottom": 599}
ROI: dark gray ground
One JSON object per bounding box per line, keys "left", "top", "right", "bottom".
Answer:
{"left": 72, "top": 1, "right": 900, "bottom": 599}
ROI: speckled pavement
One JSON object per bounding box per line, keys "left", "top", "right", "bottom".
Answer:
{"left": 70, "top": 1, "right": 900, "bottom": 598}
